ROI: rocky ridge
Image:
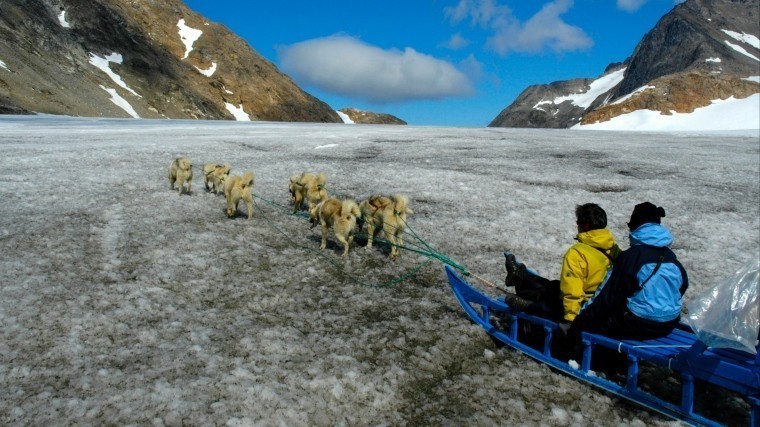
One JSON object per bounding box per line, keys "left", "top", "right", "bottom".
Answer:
{"left": 338, "top": 108, "right": 407, "bottom": 125}
{"left": 0, "top": 0, "right": 341, "bottom": 122}
{"left": 490, "top": 0, "right": 760, "bottom": 128}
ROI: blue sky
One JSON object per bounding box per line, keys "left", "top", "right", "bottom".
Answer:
{"left": 182, "top": 0, "right": 680, "bottom": 127}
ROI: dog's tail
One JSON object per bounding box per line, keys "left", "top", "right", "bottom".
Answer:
{"left": 392, "top": 195, "right": 412, "bottom": 216}
{"left": 343, "top": 199, "right": 361, "bottom": 219}
{"left": 242, "top": 171, "right": 255, "bottom": 188}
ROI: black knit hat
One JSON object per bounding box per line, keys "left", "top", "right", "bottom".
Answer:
{"left": 628, "top": 202, "right": 666, "bottom": 231}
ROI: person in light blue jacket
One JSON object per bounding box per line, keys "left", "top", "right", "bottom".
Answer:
{"left": 569, "top": 202, "right": 689, "bottom": 340}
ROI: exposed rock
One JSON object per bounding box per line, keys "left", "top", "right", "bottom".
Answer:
{"left": 488, "top": 78, "right": 595, "bottom": 128}
{"left": 582, "top": 72, "right": 760, "bottom": 124}
{"left": 339, "top": 108, "right": 407, "bottom": 125}
{"left": 490, "top": 0, "right": 760, "bottom": 129}
{"left": 0, "top": 0, "right": 341, "bottom": 122}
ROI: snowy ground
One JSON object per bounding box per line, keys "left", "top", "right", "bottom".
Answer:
{"left": 0, "top": 116, "right": 758, "bottom": 426}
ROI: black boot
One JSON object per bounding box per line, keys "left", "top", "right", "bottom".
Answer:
{"left": 504, "top": 254, "right": 520, "bottom": 275}
{"left": 503, "top": 292, "right": 533, "bottom": 311}
{"left": 504, "top": 254, "right": 526, "bottom": 288}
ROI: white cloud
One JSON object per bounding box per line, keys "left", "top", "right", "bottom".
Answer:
{"left": 278, "top": 35, "right": 474, "bottom": 103}
{"left": 445, "top": 0, "right": 592, "bottom": 55}
{"left": 617, "top": 0, "right": 648, "bottom": 12}
{"left": 617, "top": 0, "right": 685, "bottom": 12}
{"left": 443, "top": 33, "right": 471, "bottom": 50}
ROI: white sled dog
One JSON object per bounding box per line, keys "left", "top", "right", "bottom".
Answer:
{"left": 203, "top": 163, "right": 231, "bottom": 195}
{"left": 169, "top": 157, "right": 193, "bottom": 195}
{"left": 291, "top": 172, "right": 327, "bottom": 213}
{"left": 360, "top": 194, "right": 413, "bottom": 261}
{"left": 224, "top": 171, "right": 255, "bottom": 220}
{"left": 310, "top": 197, "right": 361, "bottom": 256}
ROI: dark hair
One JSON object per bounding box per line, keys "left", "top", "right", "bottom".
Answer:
{"left": 575, "top": 203, "right": 607, "bottom": 230}
{"left": 628, "top": 202, "right": 666, "bottom": 231}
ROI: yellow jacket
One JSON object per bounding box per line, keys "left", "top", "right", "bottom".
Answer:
{"left": 559, "top": 228, "right": 620, "bottom": 322}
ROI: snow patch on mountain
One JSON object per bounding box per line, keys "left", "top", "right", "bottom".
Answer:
{"left": 88, "top": 53, "right": 141, "bottom": 97}
{"left": 534, "top": 68, "right": 626, "bottom": 109}
{"left": 725, "top": 40, "right": 760, "bottom": 61}
{"left": 196, "top": 62, "right": 217, "bottom": 77}
{"left": 225, "top": 103, "right": 251, "bottom": 121}
{"left": 721, "top": 29, "right": 760, "bottom": 50}
{"left": 611, "top": 85, "right": 656, "bottom": 105}
{"left": 574, "top": 94, "right": 760, "bottom": 131}
{"left": 177, "top": 19, "right": 203, "bottom": 59}
{"left": 336, "top": 111, "right": 355, "bottom": 124}
{"left": 58, "top": 10, "right": 70, "bottom": 28}
{"left": 99, "top": 85, "right": 139, "bottom": 118}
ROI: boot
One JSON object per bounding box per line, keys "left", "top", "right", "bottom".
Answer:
{"left": 503, "top": 292, "right": 533, "bottom": 311}
{"left": 504, "top": 254, "right": 526, "bottom": 288}
{"left": 504, "top": 253, "right": 520, "bottom": 275}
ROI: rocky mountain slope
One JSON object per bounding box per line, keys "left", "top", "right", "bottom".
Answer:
{"left": 338, "top": 108, "right": 407, "bottom": 125}
{"left": 490, "top": 0, "right": 760, "bottom": 128}
{"left": 0, "top": 0, "right": 341, "bottom": 122}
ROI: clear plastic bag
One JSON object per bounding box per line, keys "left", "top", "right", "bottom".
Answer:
{"left": 685, "top": 254, "right": 759, "bottom": 354}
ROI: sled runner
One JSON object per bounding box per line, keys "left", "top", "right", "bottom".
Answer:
{"left": 445, "top": 259, "right": 759, "bottom": 426}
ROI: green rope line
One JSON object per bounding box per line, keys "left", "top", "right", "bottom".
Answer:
{"left": 253, "top": 192, "right": 469, "bottom": 276}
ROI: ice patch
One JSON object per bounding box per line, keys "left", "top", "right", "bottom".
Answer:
{"left": 744, "top": 76, "right": 760, "bottom": 83}
{"left": 705, "top": 57, "right": 721, "bottom": 63}
{"left": 224, "top": 103, "right": 250, "bottom": 121}
{"left": 177, "top": 19, "right": 203, "bottom": 59}
{"left": 314, "top": 144, "right": 338, "bottom": 150}
{"left": 0, "top": 59, "right": 8, "bottom": 71}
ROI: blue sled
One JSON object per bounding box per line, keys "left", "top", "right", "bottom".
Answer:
{"left": 445, "top": 259, "right": 759, "bottom": 427}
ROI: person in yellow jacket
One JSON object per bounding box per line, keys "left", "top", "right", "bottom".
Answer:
{"left": 504, "top": 203, "right": 620, "bottom": 328}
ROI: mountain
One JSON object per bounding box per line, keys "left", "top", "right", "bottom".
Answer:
{"left": 337, "top": 108, "right": 407, "bottom": 125}
{"left": 490, "top": 0, "right": 760, "bottom": 129}
{"left": 0, "top": 0, "right": 341, "bottom": 122}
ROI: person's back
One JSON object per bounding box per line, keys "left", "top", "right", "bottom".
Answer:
{"left": 570, "top": 202, "right": 689, "bottom": 340}
{"left": 559, "top": 226, "right": 619, "bottom": 322}
{"left": 504, "top": 203, "right": 619, "bottom": 324}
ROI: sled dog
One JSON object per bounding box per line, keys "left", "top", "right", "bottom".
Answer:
{"left": 310, "top": 197, "right": 361, "bottom": 256}
{"left": 203, "top": 163, "right": 231, "bottom": 195}
{"left": 169, "top": 157, "right": 193, "bottom": 195}
{"left": 360, "top": 194, "right": 413, "bottom": 260}
{"left": 224, "top": 171, "right": 255, "bottom": 220}
{"left": 291, "top": 172, "right": 327, "bottom": 213}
